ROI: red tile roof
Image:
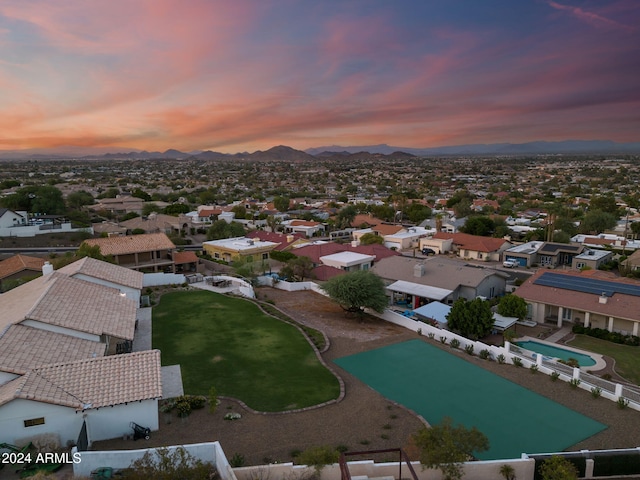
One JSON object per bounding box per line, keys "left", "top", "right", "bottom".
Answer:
{"left": 292, "top": 242, "right": 400, "bottom": 264}
{"left": 0, "top": 254, "right": 45, "bottom": 280}
{"left": 433, "top": 232, "right": 509, "bottom": 253}
{"left": 172, "top": 251, "right": 199, "bottom": 265}
{"left": 246, "top": 231, "right": 306, "bottom": 250}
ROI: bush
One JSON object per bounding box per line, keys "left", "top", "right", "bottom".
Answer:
{"left": 497, "top": 354, "right": 506, "bottom": 364}
{"left": 427, "top": 332, "right": 435, "bottom": 339}
{"left": 617, "top": 397, "right": 629, "bottom": 409}
{"left": 439, "top": 336, "right": 448, "bottom": 344}
{"left": 591, "top": 386, "right": 602, "bottom": 398}
{"left": 176, "top": 400, "right": 192, "bottom": 417}
{"left": 479, "top": 349, "right": 491, "bottom": 360}
{"left": 297, "top": 445, "right": 340, "bottom": 473}
{"left": 126, "top": 446, "right": 216, "bottom": 480}
{"left": 450, "top": 338, "right": 460, "bottom": 349}
{"left": 569, "top": 378, "right": 581, "bottom": 389}
{"left": 572, "top": 325, "right": 640, "bottom": 346}
{"left": 464, "top": 344, "right": 474, "bottom": 355}
{"left": 229, "top": 453, "right": 245, "bottom": 467}
{"left": 512, "top": 357, "right": 523, "bottom": 367}
{"left": 551, "top": 371, "right": 560, "bottom": 382}
{"left": 530, "top": 364, "right": 539, "bottom": 374}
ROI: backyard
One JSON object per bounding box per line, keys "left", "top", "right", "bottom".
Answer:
{"left": 152, "top": 290, "right": 340, "bottom": 411}
{"left": 567, "top": 334, "right": 640, "bottom": 386}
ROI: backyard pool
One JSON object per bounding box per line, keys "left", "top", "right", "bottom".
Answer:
{"left": 515, "top": 340, "right": 597, "bottom": 367}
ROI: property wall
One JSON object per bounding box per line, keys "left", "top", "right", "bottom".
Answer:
{"left": 235, "top": 458, "right": 535, "bottom": 480}
{"left": 143, "top": 272, "right": 187, "bottom": 287}
{"left": 0, "top": 399, "right": 83, "bottom": 447}
{"left": 72, "top": 441, "right": 234, "bottom": 479}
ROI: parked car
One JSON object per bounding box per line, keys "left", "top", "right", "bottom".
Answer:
{"left": 503, "top": 259, "right": 518, "bottom": 268}
{"left": 421, "top": 248, "right": 436, "bottom": 256}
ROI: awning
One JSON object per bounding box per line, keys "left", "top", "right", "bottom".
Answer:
{"left": 493, "top": 313, "right": 518, "bottom": 331}
{"left": 386, "top": 280, "right": 453, "bottom": 301}
{"left": 412, "top": 301, "right": 451, "bottom": 324}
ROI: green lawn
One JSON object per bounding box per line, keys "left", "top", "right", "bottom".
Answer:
{"left": 152, "top": 290, "right": 340, "bottom": 411}
{"left": 568, "top": 334, "right": 640, "bottom": 385}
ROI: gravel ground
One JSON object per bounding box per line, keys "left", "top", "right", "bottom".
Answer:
{"left": 91, "top": 288, "right": 640, "bottom": 467}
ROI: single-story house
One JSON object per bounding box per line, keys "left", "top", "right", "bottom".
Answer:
{"left": 536, "top": 242, "right": 585, "bottom": 268}
{"left": 319, "top": 251, "right": 375, "bottom": 272}
{"left": 433, "top": 232, "right": 512, "bottom": 262}
{"left": 282, "top": 220, "right": 325, "bottom": 238}
{"left": 383, "top": 227, "right": 430, "bottom": 251}
{"left": 622, "top": 249, "right": 640, "bottom": 272}
{"left": 203, "top": 237, "right": 279, "bottom": 263}
{"left": 371, "top": 256, "right": 508, "bottom": 309}
{"left": 0, "top": 350, "right": 162, "bottom": 447}
{"left": 246, "top": 231, "right": 309, "bottom": 251}
{"left": 502, "top": 241, "right": 545, "bottom": 267}
{"left": 572, "top": 249, "right": 613, "bottom": 271}
{"left": 514, "top": 270, "right": 640, "bottom": 335}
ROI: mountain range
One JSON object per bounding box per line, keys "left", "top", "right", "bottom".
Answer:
{"left": 1, "top": 140, "right": 639, "bottom": 161}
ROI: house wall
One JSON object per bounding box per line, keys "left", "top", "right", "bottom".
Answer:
{"left": 0, "top": 399, "right": 83, "bottom": 446}
{"left": 72, "top": 274, "right": 141, "bottom": 304}
{"left": 20, "top": 319, "right": 101, "bottom": 342}
{"left": 0, "top": 371, "right": 19, "bottom": 386}
{"left": 85, "top": 399, "right": 159, "bottom": 443}
{"left": 475, "top": 276, "right": 507, "bottom": 299}
{"left": 419, "top": 238, "right": 452, "bottom": 253}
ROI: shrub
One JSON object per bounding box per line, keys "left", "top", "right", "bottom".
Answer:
{"left": 569, "top": 378, "right": 581, "bottom": 389}
{"left": 297, "top": 446, "right": 340, "bottom": 473}
{"left": 126, "top": 446, "right": 216, "bottom": 480}
{"left": 336, "top": 444, "right": 349, "bottom": 453}
{"left": 601, "top": 373, "right": 612, "bottom": 381}
{"left": 617, "top": 397, "right": 629, "bottom": 409}
{"left": 591, "top": 386, "right": 602, "bottom": 398}
{"left": 417, "top": 328, "right": 422, "bottom": 336}
{"left": 497, "top": 354, "right": 506, "bottom": 364}
{"left": 176, "top": 400, "right": 192, "bottom": 417}
{"left": 229, "top": 453, "right": 245, "bottom": 467}
{"left": 530, "top": 364, "right": 539, "bottom": 374}
{"left": 551, "top": 371, "right": 560, "bottom": 382}
{"left": 450, "top": 338, "right": 460, "bottom": 349}
{"left": 512, "top": 357, "right": 523, "bottom": 367}
{"left": 439, "top": 336, "right": 448, "bottom": 344}
{"left": 208, "top": 387, "right": 218, "bottom": 414}
{"left": 427, "top": 332, "right": 435, "bottom": 339}
{"left": 224, "top": 412, "right": 242, "bottom": 420}
{"left": 464, "top": 344, "right": 474, "bottom": 355}
{"left": 479, "top": 349, "right": 491, "bottom": 360}
{"left": 559, "top": 358, "right": 580, "bottom": 368}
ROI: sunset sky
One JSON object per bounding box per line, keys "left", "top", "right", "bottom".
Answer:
{"left": 1, "top": 1, "right": 638, "bottom": 153}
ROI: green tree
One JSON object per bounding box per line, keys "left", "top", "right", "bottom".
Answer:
{"left": 322, "top": 270, "right": 388, "bottom": 315}
{"left": 231, "top": 205, "right": 247, "bottom": 219}
{"left": 460, "top": 216, "right": 495, "bottom": 236}
{"left": 589, "top": 194, "right": 619, "bottom": 215}
{"left": 538, "top": 455, "right": 578, "bottom": 480}
{"left": 0, "top": 185, "right": 66, "bottom": 215}
{"left": 404, "top": 203, "right": 432, "bottom": 224}
{"left": 164, "top": 203, "right": 190, "bottom": 215}
{"left": 206, "top": 220, "right": 245, "bottom": 240}
{"left": 335, "top": 205, "right": 357, "bottom": 229}
{"left": 66, "top": 190, "right": 94, "bottom": 210}
{"left": 131, "top": 188, "right": 152, "bottom": 201}
{"left": 446, "top": 297, "right": 494, "bottom": 339}
{"left": 297, "top": 445, "right": 340, "bottom": 476}
{"left": 142, "top": 203, "right": 161, "bottom": 216}
{"left": 124, "top": 446, "right": 215, "bottom": 480}
{"left": 579, "top": 210, "right": 617, "bottom": 235}
{"left": 287, "top": 255, "right": 314, "bottom": 281}
{"left": 273, "top": 196, "right": 291, "bottom": 212}
{"left": 97, "top": 187, "right": 120, "bottom": 199}
{"left": 497, "top": 294, "right": 528, "bottom": 320}
{"left": 359, "top": 232, "right": 384, "bottom": 245}
{"left": 413, "top": 416, "right": 489, "bottom": 480}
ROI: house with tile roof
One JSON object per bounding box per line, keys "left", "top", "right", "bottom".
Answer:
{"left": 82, "top": 232, "right": 177, "bottom": 273}
{"left": 0, "top": 258, "right": 162, "bottom": 448}
{"left": 514, "top": 270, "right": 640, "bottom": 335}
{"left": 203, "top": 236, "right": 279, "bottom": 263}
{"left": 431, "top": 232, "right": 512, "bottom": 261}
{"left": 370, "top": 256, "right": 508, "bottom": 309}
{"left": 246, "top": 231, "right": 309, "bottom": 251}
{"left": 282, "top": 219, "right": 325, "bottom": 238}
{"left": 0, "top": 254, "right": 45, "bottom": 292}
{"left": 0, "top": 350, "right": 162, "bottom": 446}
{"left": 119, "top": 212, "right": 191, "bottom": 235}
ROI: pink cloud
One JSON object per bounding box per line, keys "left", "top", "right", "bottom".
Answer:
{"left": 547, "top": 1, "right": 636, "bottom": 32}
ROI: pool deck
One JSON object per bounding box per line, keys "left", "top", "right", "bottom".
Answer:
{"left": 515, "top": 335, "right": 607, "bottom": 371}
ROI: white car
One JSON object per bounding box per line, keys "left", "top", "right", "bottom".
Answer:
{"left": 503, "top": 259, "right": 518, "bottom": 268}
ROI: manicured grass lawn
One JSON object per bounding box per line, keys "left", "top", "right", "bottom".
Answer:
{"left": 568, "top": 334, "right": 640, "bottom": 385}
{"left": 152, "top": 290, "right": 340, "bottom": 411}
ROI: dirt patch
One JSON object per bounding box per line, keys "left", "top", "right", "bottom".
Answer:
{"left": 92, "top": 288, "right": 640, "bottom": 467}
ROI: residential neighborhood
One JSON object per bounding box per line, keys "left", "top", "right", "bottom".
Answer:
{"left": 1, "top": 152, "right": 640, "bottom": 477}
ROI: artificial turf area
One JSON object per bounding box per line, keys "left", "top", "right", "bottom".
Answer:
{"left": 335, "top": 339, "right": 606, "bottom": 460}
{"left": 152, "top": 290, "right": 340, "bottom": 411}
{"left": 568, "top": 334, "right": 640, "bottom": 386}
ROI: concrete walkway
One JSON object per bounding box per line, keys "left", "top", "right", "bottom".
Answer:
{"left": 545, "top": 326, "right": 572, "bottom": 343}
{"left": 133, "top": 307, "right": 185, "bottom": 398}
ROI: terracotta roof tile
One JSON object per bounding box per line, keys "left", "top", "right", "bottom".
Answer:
{"left": 0, "top": 350, "right": 162, "bottom": 409}
{"left": 0, "top": 325, "right": 106, "bottom": 375}
{"left": 434, "top": 232, "right": 510, "bottom": 253}
{"left": 58, "top": 256, "right": 144, "bottom": 290}
{"left": 0, "top": 254, "right": 45, "bottom": 280}
{"left": 83, "top": 232, "right": 176, "bottom": 256}
{"left": 172, "top": 251, "right": 199, "bottom": 265}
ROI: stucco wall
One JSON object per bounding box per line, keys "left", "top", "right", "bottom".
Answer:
{"left": 20, "top": 319, "right": 101, "bottom": 342}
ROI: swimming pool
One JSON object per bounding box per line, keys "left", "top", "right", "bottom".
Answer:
{"left": 515, "top": 340, "right": 597, "bottom": 367}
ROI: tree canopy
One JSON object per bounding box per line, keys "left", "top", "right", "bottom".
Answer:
{"left": 413, "top": 416, "right": 489, "bottom": 480}
{"left": 321, "top": 270, "right": 388, "bottom": 315}
{"left": 539, "top": 455, "right": 579, "bottom": 480}
{"left": 0, "top": 185, "right": 66, "bottom": 215}
{"left": 446, "top": 297, "right": 494, "bottom": 339}
{"left": 497, "top": 294, "right": 528, "bottom": 320}
{"left": 206, "top": 220, "right": 245, "bottom": 240}
{"left": 335, "top": 205, "right": 357, "bottom": 229}
{"left": 359, "top": 232, "right": 384, "bottom": 245}
{"left": 579, "top": 210, "right": 617, "bottom": 235}
{"left": 460, "top": 216, "right": 495, "bottom": 237}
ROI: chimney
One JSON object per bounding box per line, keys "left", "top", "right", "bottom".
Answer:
{"left": 286, "top": 235, "right": 294, "bottom": 243}
{"left": 42, "top": 261, "right": 54, "bottom": 276}
{"left": 414, "top": 263, "right": 426, "bottom": 277}
{"left": 599, "top": 293, "right": 608, "bottom": 304}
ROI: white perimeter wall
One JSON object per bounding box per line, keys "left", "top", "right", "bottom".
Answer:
{"left": 73, "top": 441, "right": 236, "bottom": 480}
{"left": 235, "top": 458, "right": 535, "bottom": 480}
{"left": 143, "top": 272, "right": 186, "bottom": 287}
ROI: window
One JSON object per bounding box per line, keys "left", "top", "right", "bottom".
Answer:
{"left": 214, "top": 253, "right": 220, "bottom": 259}
{"left": 24, "top": 417, "right": 45, "bottom": 428}
{"left": 262, "top": 253, "right": 268, "bottom": 260}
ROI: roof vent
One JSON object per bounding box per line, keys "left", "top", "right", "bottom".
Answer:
{"left": 599, "top": 293, "right": 608, "bottom": 304}
{"left": 414, "top": 263, "right": 426, "bottom": 277}
{"left": 42, "top": 261, "right": 54, "bottom": 276}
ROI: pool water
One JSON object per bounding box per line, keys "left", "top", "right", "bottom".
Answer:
{"left": 515, "top": 340, "right": 597, "bottom": 367}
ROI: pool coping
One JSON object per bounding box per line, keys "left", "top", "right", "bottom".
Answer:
{"left": 515, "top": 336, "right": 607, "bottom": 371}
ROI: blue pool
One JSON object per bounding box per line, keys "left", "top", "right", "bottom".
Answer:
{"left": 515, "top": 340, "right": 597, "bottom": 367}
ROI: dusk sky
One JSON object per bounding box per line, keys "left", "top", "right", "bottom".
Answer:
{"left": 1, "top": 1, "right": 639, "bottom": 153}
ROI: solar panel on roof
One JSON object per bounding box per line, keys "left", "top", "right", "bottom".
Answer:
{"left": 533, "top": 272, "right": 640, "bottom": 297}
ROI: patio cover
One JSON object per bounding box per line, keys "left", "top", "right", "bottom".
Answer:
{"left": 386, "top": 280, "right": 453, "bottom": 301}
{"left": 412, "top": 301, "right": 451, "bottom": 325}
{"left": 493, "top": 313, "right": 518, "bottom": 331}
